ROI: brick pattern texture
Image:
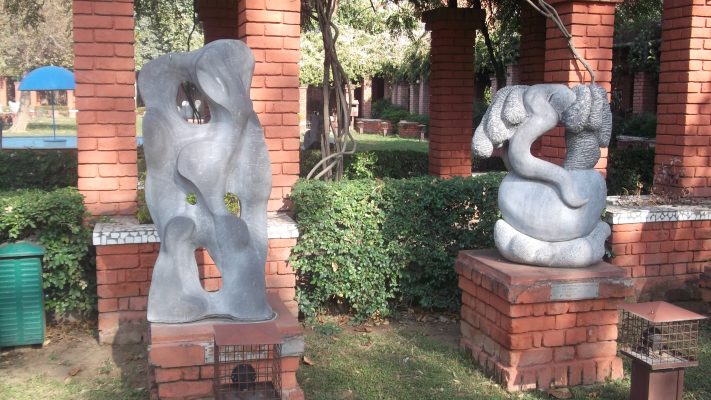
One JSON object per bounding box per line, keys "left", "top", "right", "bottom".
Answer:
{"left": 456, "top": 252, "right": 629, "bottom": 391}
{"left": 148, "top": 298, "right": 304, "bottom": 400}
{"left": 95, "top": 239, "right": 299, "bottom": 345}
{"left": 654, "top": 1, "right": 711, "bottom": 198}
{"left": 424, "top": 8, "right": 478, "bottom": 177}
{"left": 701, "top": 266, "right": 711, "bottom": 314}
{"left": 73, "top": 0, "right": 138, "bottom": 216}
{"left": 608, "top": 220, "right": 711, "bottom": 301}
{"left": 632, "top": 71, "right": 657, "bottom": 114}
{"left": 198, "top": 0, "right": 301, "bottom": 213}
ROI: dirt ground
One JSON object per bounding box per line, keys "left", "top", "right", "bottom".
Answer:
{"left": 0, "top": 321, "right": 147, "bottom": 390}
{"left": 0, "top": 311, "right": 460, "bottom": 395}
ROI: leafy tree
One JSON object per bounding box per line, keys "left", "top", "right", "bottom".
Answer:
{"left": 614, "top": 0, "right": 662, "bottom": 76}
{"left": 0, "top": 0, "right": 72, "bottom": 132}
{"left": 134, "top": 0, "right": 204, "bottom": 69}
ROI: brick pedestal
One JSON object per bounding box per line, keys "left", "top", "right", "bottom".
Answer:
{"left": 149, "top": 294, "right": 304, "bottom": 400}
{"left": 456, "top": 249, "right": 632, "bottom": 391}
{"left": 702, "top": 266, "right": 711, "bottom": 314}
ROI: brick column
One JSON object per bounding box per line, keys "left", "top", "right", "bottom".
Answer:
{"left": 540, "top": 0, "right": 620, "bottom": 173}
{"left": 409, "top": 82, "right": 419, "bottom": 114}
{"left": 299, "top": 84, "right": 308, "bottom": 128}
{"left": 632, "top": 71, "right": 656, "bottom": 114}
{"left": 73, "top": 0, "right": 138, "bottom": 216}
{"left": 418, "top": 78, "right": 430, "bottom": 115}
{"left": 236, "top": 0, "right": 301, "bottom": 212}
{"left": 423, "top": 8, "right": 480, "bottom": 177}
{"left": 655, "top": 1, "right": 711, "bottom": 198}
{"left": 0, "top": 78, "right": 7, "bottom": 107}
{"left": 66, "top": 90, "right": 76, "bottom": 110}
{"left": 518, "top": 6, "right": 546, "bottom": 85}
{"left": 361, "top": 78, "right": 372, "bottom": 118}
{"left": 197, "top": 0, "right": 238, "bottom": 41}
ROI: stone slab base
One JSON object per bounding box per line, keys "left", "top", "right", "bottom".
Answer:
{"left": 456, "top": 249, "right": 633, "bottom": 391}
{"left": 148, "top": 294, "right": 304, "bottom": 400}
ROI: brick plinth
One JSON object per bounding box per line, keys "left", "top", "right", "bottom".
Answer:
{"left": 654, "top": 1, "right": 711, "bottom": 198}
{"left": 701, "top": 266, "right": 711, "bottom": 314}
{"left": 456, "top": 250, "right": 631, "bottom": 391}
{"left": 73, "top": 0, "right": 138, "bottom": 216}
{"left": 148, "top": 294, "right": 304, "bottom": 400}
{"left": 423, "top": 8, "right": 481, "bottom": 178}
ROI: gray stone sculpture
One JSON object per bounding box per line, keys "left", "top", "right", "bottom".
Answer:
{"left": 138, "top": 40, "right": 274, "bottom": 323}
{"left": 472, "top": 84, "right": 612, "bottom": 267}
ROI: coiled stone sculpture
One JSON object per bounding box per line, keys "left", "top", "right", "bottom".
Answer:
{"left": 472, "top": 84, "right": 612, "bottom": 268}
{"left": 138, "top": 40, "right": 274, "bottom": 323}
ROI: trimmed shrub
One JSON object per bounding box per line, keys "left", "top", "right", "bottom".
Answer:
{"left": 290, "top": 173, "right": 503, "bottom": 322}
{"left": 301, "top": 150, "right": 428, "bottom": 180}
{"left": 0, "top": 149, "right": 77, "bottom": 190}
{"left": 0, "top": 188, "right": 94, "bottom": 317}
{"left": 607, "top": 148, "right": 655, "bottom": 195}
{"left": 613, "top": 112, "right": 657, "bottom": 139}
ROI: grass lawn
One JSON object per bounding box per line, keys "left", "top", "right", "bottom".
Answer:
{"left": 299, "top": 318, "right": 711, "bottom": 400}
{"left": 3, "top": 116, "right": 77, "bottom": 136}
{"left": 350, "top": 132, "right": 428, "bottom": 153}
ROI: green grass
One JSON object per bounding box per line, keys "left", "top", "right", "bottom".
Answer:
{"left": 299, "top": 322, "right": 711, "bottom": 400}
{"left": 351, "top": 132, "right": 428, "bottom": 153}
{"left": 0, "top": 375, "right": 145, "bottom": 400}
{"left": 4, "top": 116, "right": 77, "bottom": 136}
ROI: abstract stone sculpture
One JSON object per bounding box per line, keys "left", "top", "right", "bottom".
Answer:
{"left": 138, "top": 40, "right": 274, "bottom": 323}
{"left": 472, "top": 84, "right": 612, "bottom": 267}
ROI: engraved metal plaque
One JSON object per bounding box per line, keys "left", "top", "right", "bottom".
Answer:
{"left": 550, "top": 282, "right": 599, "bottom": 301}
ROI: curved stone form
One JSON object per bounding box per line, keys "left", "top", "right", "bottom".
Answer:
{"left": 137, "top": 40, "right": 274, "bottom": 323}
{"left": 472, "top": 83, "right": 612, "bottom": 268}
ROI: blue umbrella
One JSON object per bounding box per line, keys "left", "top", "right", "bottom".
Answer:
{"left": 19, "top": 66, "right": 75, "bottom": 141}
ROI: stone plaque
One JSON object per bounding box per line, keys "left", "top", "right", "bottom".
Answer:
{"left": 550, "top": 282, "right": 599, "bottom": 301}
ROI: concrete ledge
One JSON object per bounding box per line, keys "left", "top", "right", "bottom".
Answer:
{"left": 605, "top": 196, "right": 711, "bottom": 225}
{"left": 93, "top": 212, "right": 299, "bottom": 245}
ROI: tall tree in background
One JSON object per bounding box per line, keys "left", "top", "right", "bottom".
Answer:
{"left": 0, "top": 0, "right": 72, "bottom": 132}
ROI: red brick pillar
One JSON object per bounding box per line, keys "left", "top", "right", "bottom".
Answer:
{"left": 423, "top": 8, "right": 480, "bottom": 177}
{"left": 235, "top": 0, "right": 301, "bottom": 212}
{"left": 73, "top": 0, "right": 138, "bottom": 216}
{"left": 197, "top": 0, "right": 238, "bottom": 41}
{"left": 540, "top": 0, "right": 620, "bottom": 173}
{"left": 632, "top": 71, "right": 656, "bottom": 114}
{"left": 0, "top": 79, "right": 6, "bottom": 107}
{"left": 299, "top": 84, "right": 308, "bottom": 128}
{"left": 418, "top": 78, "right": 430, "bottom": 115}
{"left": 409, "top": 82, "right": 419, "bottom": 114}
{"left": 655, "top": 1, "right": 711, "bottom": 198}
{"left": 518, "top": 6, "right": 546, "bottom": 85}
{"left": 66, "top": 90, "right": 76, "bottom": 110}
{"left": 361, "top": 78, "right": 372, "bottom": 118}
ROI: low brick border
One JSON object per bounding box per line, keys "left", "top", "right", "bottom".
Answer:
{"left": 93, "top": 214, "right": 300, "bottom": 345}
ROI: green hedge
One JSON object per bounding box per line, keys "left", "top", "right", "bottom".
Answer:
{"left": 0, "top": 149, "right": 77, "bottom": 190}
{"left": 301, "top": 149, "right": 428, "bottom": 180}
{"left": 0, "top": 188, "right": 94, "bottom": 316}
{"left": 607, "top": 148, "right": 655, "bottom": 195}
{"left": 290, "top": 174, "right": 503, "bottom": 322}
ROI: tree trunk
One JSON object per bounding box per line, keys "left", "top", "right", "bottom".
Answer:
{"left": 473, "top": 0, "right": 507, "bottom": 90}
{"left": 8, "top": 91, "right": 31, "bottom": 133}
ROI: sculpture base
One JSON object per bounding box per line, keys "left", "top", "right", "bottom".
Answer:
{"left": 147, "top": 294, "right": 304, "bottom": 400}
{"left": 630, "top": 360, "right": 684, "bottom": 400}
{"left": 456, "top": 249, "right": 633, "bottom": 391}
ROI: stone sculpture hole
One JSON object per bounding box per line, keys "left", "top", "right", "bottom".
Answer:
{"left": 186, "top": 192, "right": 197, "bottom": 205}
{"left": 195, "top": 247, "right": 223, "bottom": 292}
{"left": 224, "top": 192, "right": 241, "bottom": 217}
{"left": 177, "top": 81, "right": 207, "bottom": 124}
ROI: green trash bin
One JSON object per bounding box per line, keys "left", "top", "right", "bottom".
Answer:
{"left": 0, "top": 241, "right": 45, "bottom": 347}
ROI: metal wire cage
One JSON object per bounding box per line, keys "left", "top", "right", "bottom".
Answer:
{"left": 213, "top": 322, "right": 282, "bottom": 400}
{"left": 618, "top": 301, "right": 706, "bottom": 370}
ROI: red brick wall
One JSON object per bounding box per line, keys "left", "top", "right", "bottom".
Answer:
{"left": 73, "top": 0, "right": 138, "bottom": 216}
{"left": 632, "top": 71, "right": 657, "bottom": 114}
{"left": 654, "top": 1, "right": 711, "bottom": 197}
{"left": 197, "top": 0, "right": 238, "bottom": 42}
{"left": 424, "top": 8, "right": 478, "bottom": 178}
{"left": 540, "top": 0, "right": 619, "bottom": 173}
{"left": 236, "top": 0, "right": 301, "bottom": 212}
{"left": 608, "top": 220, "right": 710, "bottom": 301}
{"left": 96, "top": 238, "right": 298, "bottom": 344}
{"left": 518, "top": 7, "right": 545, "bottom": 85}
